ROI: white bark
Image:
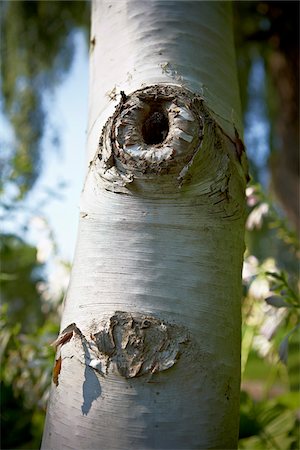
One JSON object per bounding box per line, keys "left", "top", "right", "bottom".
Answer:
{"left": 87, "top": 0, "right": 243, "bottom": 163}
{"left": 42, "top": 2, "right": 247, "bottom": 449}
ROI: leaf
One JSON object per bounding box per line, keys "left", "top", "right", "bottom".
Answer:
{"left": 279, "top": 325, "right": 300, "bottom": 365}
{"left": 277, "top": 392, "right": 300, "bottom": 410}
{"left": 0, "top": 330, "right": 11, "bottom": 359}
{"left": 265, "top": 271, "right": 283, "bottom": 281}
{"left": 279, "top": 335, "right": 289, "bottom": 365}
{"left": 265, "top": 296, "right": 291, "bottom": 308}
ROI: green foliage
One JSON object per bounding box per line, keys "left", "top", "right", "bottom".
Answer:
{"left": 0, "top": 0, "right": 90, "bottom": 199}
{"left": 0, "top": 322, "right": 58, "bottom": 449}
{"left": 0, "top": 233, "right": 61, "bottom": 448}
{"left": 239, "top": 391, "right": 300, "bottom": 449}
{"left": 240, "top": 182, "right": 300, "bottom": 449}
{"left": 1, "top": 234, "right": 44, "bottom": 331}
{"left": 246, "top": 183, "right": 299, "bottom": 255}
{"left": 1, "top": 382, "right": 37, "bottom": 449}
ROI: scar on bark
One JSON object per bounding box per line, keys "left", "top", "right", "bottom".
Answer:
{"left": 50, "top": 312, "right": 190, "bottom": 381}
{"left": 90, "top": 312, "right": 190, "bottom": 378}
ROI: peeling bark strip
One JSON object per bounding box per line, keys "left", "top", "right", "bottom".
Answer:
{"left": 52, "top": 355, "right": 62, "bottom": 386}
{"left": 91, "top": 311, "right": 189, "bottom": 378}
{"left": 51, "top": 322, "right": 83, "bottom": 349}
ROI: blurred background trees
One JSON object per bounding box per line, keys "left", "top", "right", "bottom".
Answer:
{"left": 0, "top": 1, "right": 299, "bottom": 449}
{"left": 0, "top": 0, "right": 89, "bottom": 198}
{"left": 235, "top": 3, "right": 299, "bottom": 448}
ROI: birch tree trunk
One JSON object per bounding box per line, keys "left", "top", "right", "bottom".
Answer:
{"left": 42, "top": 2, "right": 248, "bottom": 449}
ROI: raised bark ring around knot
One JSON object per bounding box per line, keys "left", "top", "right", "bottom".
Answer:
{"left": 112, "top": 85, "right": 202, "bottom": 175}
{"left": 96, "top": 85, "right": 203, "bottom": 193}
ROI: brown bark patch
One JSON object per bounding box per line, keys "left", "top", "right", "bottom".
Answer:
{"left": 91, "top": 311, "right": 190, "bottom": 378}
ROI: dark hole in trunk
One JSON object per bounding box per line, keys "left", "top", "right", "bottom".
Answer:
{"left": 142, "top": 108, "right": 169, "bottom": 145}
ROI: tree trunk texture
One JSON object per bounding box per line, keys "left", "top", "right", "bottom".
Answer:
{"left": 42, "top": 2, "right": 247, "bottom": 449}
